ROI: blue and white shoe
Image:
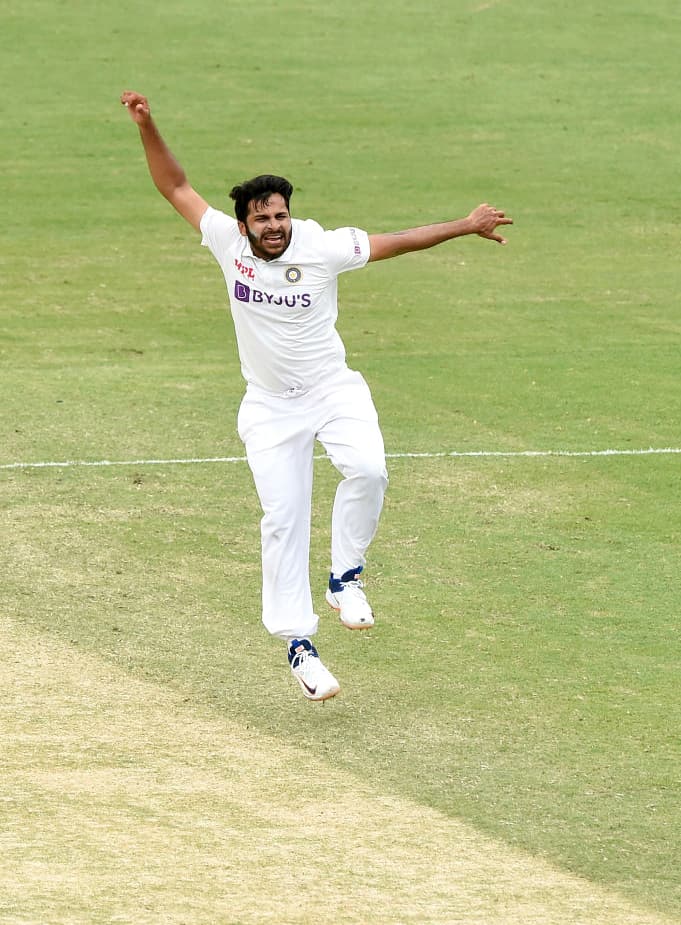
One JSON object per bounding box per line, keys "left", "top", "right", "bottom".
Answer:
{"left": 288, "top": 638, "right": 340, "bottom": 702}
{"left": 325, "top": 567, "right": 375, "bottom": 630}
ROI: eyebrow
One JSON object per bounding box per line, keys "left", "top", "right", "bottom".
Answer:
{"left": 253, "top": 209, "right": 289, "bottom": 219}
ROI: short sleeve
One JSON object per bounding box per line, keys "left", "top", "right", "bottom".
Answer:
{"left": 200, "top": 206, "right": 242, "bottom": 260}
{"left": 319, "top": 226, "right": 371, "bottom": 275}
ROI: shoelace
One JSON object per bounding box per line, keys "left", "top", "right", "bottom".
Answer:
{"left": 340, "top": 579, "right": 366, "bottom": 598}
{"left": 292, "top": 649, "right": 315, "bottom": 674}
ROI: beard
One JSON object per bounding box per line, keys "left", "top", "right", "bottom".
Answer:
{"left": 247, "top": 225, "right": 292, "bottom": 260}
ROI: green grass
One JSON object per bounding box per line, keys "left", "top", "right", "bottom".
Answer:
{"left": 2, "top": 0, "right": 681, "bottom": 921}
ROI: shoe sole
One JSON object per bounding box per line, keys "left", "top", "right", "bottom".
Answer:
{"left": 294, "top": 677, "right": 340, "bottom": 702}
{"left": 326, "top": 592, "right": 375, "bottom": 630}
{"left": 311, "top": 686, "right": 340, "bottom": 702}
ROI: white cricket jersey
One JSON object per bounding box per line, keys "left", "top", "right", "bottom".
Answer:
{"left": 200, "top": 206, "right": 371, "bottom": 394}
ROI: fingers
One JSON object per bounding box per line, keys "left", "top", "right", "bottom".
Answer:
{"left": 471, "top": 203, "right": 512, "bottom": 223}
{"left": 120, "top": 90, "right": 150, "bottom": 120}
{"left": 473, "top": 203, "right": 513, "bottom": 244}
{"left": 486, "top": 206, "right": 512, "bottom": 224}
{"left": 479, "top": 231, "right": 507, "bottom": 245}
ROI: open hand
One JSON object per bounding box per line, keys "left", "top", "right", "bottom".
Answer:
{"left": 467, "top": 203, "right": 513, "bottom": 245}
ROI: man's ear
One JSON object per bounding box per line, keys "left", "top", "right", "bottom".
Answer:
{"left": 237, "top": 221, "right": 248, "bottom": 237}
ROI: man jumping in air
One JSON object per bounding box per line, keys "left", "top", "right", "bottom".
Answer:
{"left": 121, "top": 90, "right": 512, "bottom": 702}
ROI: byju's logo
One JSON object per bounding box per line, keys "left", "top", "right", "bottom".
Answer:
{"left": 235, "top": 282, "right": 252, "bottom": 302}
{"left": 234, "top": 282, "right": 312, "bottom": 309}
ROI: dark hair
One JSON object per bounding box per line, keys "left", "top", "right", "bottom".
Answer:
{"left": 229, "top": 175, "right": 293, "bottom": 223}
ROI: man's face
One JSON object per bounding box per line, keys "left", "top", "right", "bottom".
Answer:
{"left": 239, "top": 193, "right": 292, "bottom": 261}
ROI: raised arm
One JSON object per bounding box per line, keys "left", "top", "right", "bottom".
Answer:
{"left": 120, "top": 90, "right": 209, "bottom": 232}
{"left": 368, "top": 203, "right": 512, "bottom": 262}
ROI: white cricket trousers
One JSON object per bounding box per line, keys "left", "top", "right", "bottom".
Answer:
{"left": 237, "top": 367, "right": 388, "bottom": 640}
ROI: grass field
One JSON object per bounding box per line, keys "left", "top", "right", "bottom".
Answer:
{"left": 2, "top": 1, "right": 680, "bottom": 923}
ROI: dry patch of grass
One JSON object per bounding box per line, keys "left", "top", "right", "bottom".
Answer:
{"left": 1, "top": 618, "right": 675, "bottom": 925}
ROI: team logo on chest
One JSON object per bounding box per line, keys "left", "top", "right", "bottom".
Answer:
{"left": 285, "top": 266, "right": 302, "bottom": 283}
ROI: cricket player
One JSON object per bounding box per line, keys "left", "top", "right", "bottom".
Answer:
{"left": 121, "top": 90, "right": 512, "bottom": 702}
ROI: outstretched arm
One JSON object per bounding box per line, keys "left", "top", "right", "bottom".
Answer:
{"left": 120, "top": 90, "right": 209, "bottom": 232}
{"left": 368, "top": 203, "right": 512, "bottom": 262}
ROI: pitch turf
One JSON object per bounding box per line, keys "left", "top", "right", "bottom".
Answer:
{"left": 2, "top": 1, "right": 680, "bottom": 922}
{"left": 2, "top": 614, "right": 678, "bottom": 925}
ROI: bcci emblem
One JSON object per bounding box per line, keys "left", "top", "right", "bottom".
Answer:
{"left": 285, "top": 266, "right": 302, "bottom": 284}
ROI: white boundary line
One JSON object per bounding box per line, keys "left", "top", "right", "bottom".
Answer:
{"left": 1, "top": 447, "right": 680, "bottom": 471}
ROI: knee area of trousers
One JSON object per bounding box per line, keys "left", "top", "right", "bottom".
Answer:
{"left": 262, "top": 513, "right": 295, "bottom": 537}
{"left": 351, "top": 460, "right": 388, "bottom": 489}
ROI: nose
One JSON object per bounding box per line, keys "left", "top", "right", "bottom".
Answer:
{"left": 265, "top": 218, "right": 283, "bottom": 235}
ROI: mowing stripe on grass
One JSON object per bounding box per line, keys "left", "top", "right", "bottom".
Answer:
{"left": 1, "top": 617, "right": 677, "bottom": 925}
{"left": 2, "top": 446, "right": 681, "bottom": 471}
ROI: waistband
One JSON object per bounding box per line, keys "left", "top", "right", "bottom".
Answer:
{"left": 245, "top": 365, "right": 358, "bottom": 401}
